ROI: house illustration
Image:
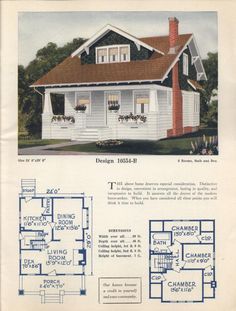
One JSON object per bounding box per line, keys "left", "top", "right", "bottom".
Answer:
{"left": 31, "top": 17, "right": 206, "bottom": 142}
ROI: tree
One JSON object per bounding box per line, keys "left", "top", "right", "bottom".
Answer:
{"left": 18, "top": 37, "right": 86, "bottom": 137}
{"left": 199, "top": 52, "right": 218, "bottom": 127}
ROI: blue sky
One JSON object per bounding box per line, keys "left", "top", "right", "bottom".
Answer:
{"left": 19, "top": 11, "right": 217, "bottom": 66}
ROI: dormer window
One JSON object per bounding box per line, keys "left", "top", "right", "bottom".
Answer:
{"left": 109, "top": 47, "right": 118, "bottom": 62}
{"left": 96, "top": 45, "right": 130, "bottom": 64}
{"left": 97, "top": 48, "right": 107, "bottom": 63}
{"left": 120, "top": 46, "right": 129, "bottom": 61}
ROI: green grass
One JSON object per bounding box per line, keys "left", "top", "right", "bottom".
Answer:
{"left": 50, "top": 128, "right": 217, "bottom": 155}
{"left": 18, "top": 139, "right": 69, "bottom": 149}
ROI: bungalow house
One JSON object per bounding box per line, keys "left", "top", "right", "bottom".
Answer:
{"left": 31, "top": 17, "right": 206, "bottom": 142}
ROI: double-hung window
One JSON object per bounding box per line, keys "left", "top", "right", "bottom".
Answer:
{"left": 120, "top": 46, "right": 129, "bottom": 62}
{"left": 76, "top": 92, "right": 91, "bottom": 114}
{"left": 106, "top": 92, "right": 120, "bottom": 110}
{"left": 96, "top": 45, "right": 130, "bottom": 64}
{"left": 109, "top": 47, "right": 118, "bottom": 62}
{"left": 134, "top": 91, "right": 149, "bottom": 114}
{"left": 97, "top": 48, "right": 107, "bottom": 63}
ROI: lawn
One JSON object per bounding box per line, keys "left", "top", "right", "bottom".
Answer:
{"left": 49, "top": 128, "right": 217, "bottom": 155}
{"left": 18, "top": 139, "right": 70, "bottom": 149}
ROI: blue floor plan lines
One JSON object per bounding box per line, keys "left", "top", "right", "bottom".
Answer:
{"left": 19, "top": 179, "right": 93, "bottom": 304}
{"left": 149, "top": 219, "right": 216, "bottom": 303}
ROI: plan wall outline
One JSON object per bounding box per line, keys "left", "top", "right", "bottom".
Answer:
{"left": 149, "top": 219, "right": 216, "bottom": 303}
{"left": 19, "top": 179, "right": 93, "bottom": 304}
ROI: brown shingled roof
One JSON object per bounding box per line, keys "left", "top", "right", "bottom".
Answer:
{"left": 32, "top": 34, "right": 192, "bottom": 86}
{"left": 187, "top": 79, "right": 204, "bottom": 91}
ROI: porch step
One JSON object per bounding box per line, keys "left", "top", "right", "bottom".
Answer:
{"left": 42, "top": 294, "right": 63, "bottom": 304}
{"left": 72, "top": 128, "right": 113, "bottom": 142}
{"left": 72, "top": 128, "right": 99, "bottom": 142}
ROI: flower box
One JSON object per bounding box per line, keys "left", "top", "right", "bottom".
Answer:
{"left": 118, "top": 112, "right": 147, "bottom": 124}
{"left": 74, "top": 104, "right": 87, "bottom": 112}
{"left": 51, "top": 115, "right": 75, "bottom": 124}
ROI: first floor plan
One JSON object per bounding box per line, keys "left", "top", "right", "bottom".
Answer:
{"left": 149, "top": 219, "right": 216, "bottom": 303}
{"left": 19, "top": 179, "right": 93, "bottom": 303}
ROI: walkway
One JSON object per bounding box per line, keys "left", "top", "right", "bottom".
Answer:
{"left": 18, "top": 141, "right": 90, "bottom": 155}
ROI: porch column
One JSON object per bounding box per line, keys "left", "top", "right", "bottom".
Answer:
{"left": 149, "top": 89, "right": 157, "bottom": 112}
{"left": 42, "top": 92, "right": 53, "bottom": 139}
{"left": 43, "top": 92, "right": 53, "bottom": 114}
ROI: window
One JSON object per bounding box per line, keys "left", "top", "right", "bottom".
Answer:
{"left": 97, "top": 48, "right": 107, "bottom": 63}
{"left": 109, "top": 47, "right": 118, "bottom": 62}
{"left": 183, "top": 53, "right": 189, "bottom": 76}
{"left": 106, "top": 92, "right": 120, "bottom": 110}
{"left": 134, "top": 91, "right": 149, "bottom": 114}
{"left": 107, "top": 93, "right": 119, "bottom": 106}
{"left": 120, "top": 46, "right": 129, "bottom": 62}
{"left": 96, "top": 45, "right": 130, "bottom": 64}
{"left": 76, "top": 92, "right": 91, "bottom": 113}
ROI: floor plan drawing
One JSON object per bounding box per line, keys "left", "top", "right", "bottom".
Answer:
{"left": 149, "top": 219, "right": 216, "bottom": 303}
{"left": 19, "top": 179, "right": 93, "bottom": 304}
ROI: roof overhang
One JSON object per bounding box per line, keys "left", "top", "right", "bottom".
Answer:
{"left": 71, "top": 24, "right": 164, "bottom": 57}
{"left": 161, "top": 35, "right": 207, "bottom": 82}
{"left": 31, "top": 78, "right": 163, "bottom": 88}
{"left": 187, "top": 79, "right": 204, "bottom": 91}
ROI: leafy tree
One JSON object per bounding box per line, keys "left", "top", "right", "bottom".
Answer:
{"left": 199, "top": 52, "right": 218, "bottom": 127}
{"left": 18, "top": 38, "right": 86, "bottom": 137}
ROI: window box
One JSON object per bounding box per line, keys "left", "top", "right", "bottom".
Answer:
{"left": 51, "top": 115, "right": 75, "bottom": 124}
{"left": 118, "top": 113, "right": 147, "bottom": 124}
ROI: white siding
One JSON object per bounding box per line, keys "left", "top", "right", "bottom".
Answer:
{"left": 86, "top": 91, "right": 105, "bottom": 127}
{"left": 64, "top": 92, "right": 75, "bottom": 115}
{"left": 183, "top": 91, "right": 200, "bottom": 127}
{"left": 156, "top": 90, "right": 172, "bottom": 139}
{"left": 116, "top": 112, "right": 158, "bottom": 140}
{"left": 42, "top": 114, "right": 52, "bottom": 139}
{"left": 120, "top": 90, "right": 133, "bottom": 114}
{"left": 50, "top": 123, "right": 74, "bottom": 139}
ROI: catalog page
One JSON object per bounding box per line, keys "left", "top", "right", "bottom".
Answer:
{"left": 1, "top": 1, "right": 236, "bottom": 311}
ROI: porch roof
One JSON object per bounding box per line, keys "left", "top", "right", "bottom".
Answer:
{"left": 32, "top": 34, "right": 192, "bottom": 87}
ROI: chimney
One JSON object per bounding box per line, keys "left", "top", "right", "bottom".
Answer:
{"left": 169, "top": 17, "right": 179, "bottom": 47}
{"left": 169, "top": 17, "right": 179, "bottom": 53}
{"left": 167, "top": 17, "right": 183, "bottom": 137}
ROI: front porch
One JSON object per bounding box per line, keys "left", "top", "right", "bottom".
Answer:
{"left": 41, "top": 84, "right": 199, "bottom": 142}
{"left": 42, "top": 84, "right": 175, "bottom": 142}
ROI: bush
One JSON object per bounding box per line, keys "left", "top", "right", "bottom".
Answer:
{"left": 96, "top": 140, "right": 123, "bottom": 148}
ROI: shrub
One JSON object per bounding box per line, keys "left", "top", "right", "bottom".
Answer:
{"left": 96, "top": 140, "right": 123, "bottom": 148}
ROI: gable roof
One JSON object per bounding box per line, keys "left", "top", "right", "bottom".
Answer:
{"left": 32, "top": 33, "right": 194, "bottom": 87}
{"left": 71, "top": 24, "right": 165, "bottom": 57}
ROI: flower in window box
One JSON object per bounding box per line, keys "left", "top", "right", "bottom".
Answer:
{"left": 74, "top": 104, "right": 87, "bottom": 112}
{"left": 118, "top": 112, "right": 147, "bottom": 124}
{"left": 108, "top": 103, "right": 120, "bottom": 111}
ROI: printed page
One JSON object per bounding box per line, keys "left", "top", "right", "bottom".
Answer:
{"left": 1, "top": 1, "right": 236, "bottom": 311}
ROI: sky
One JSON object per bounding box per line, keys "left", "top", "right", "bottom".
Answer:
{"left": 19, "top": 11, "right": 218, "bottom": 66}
